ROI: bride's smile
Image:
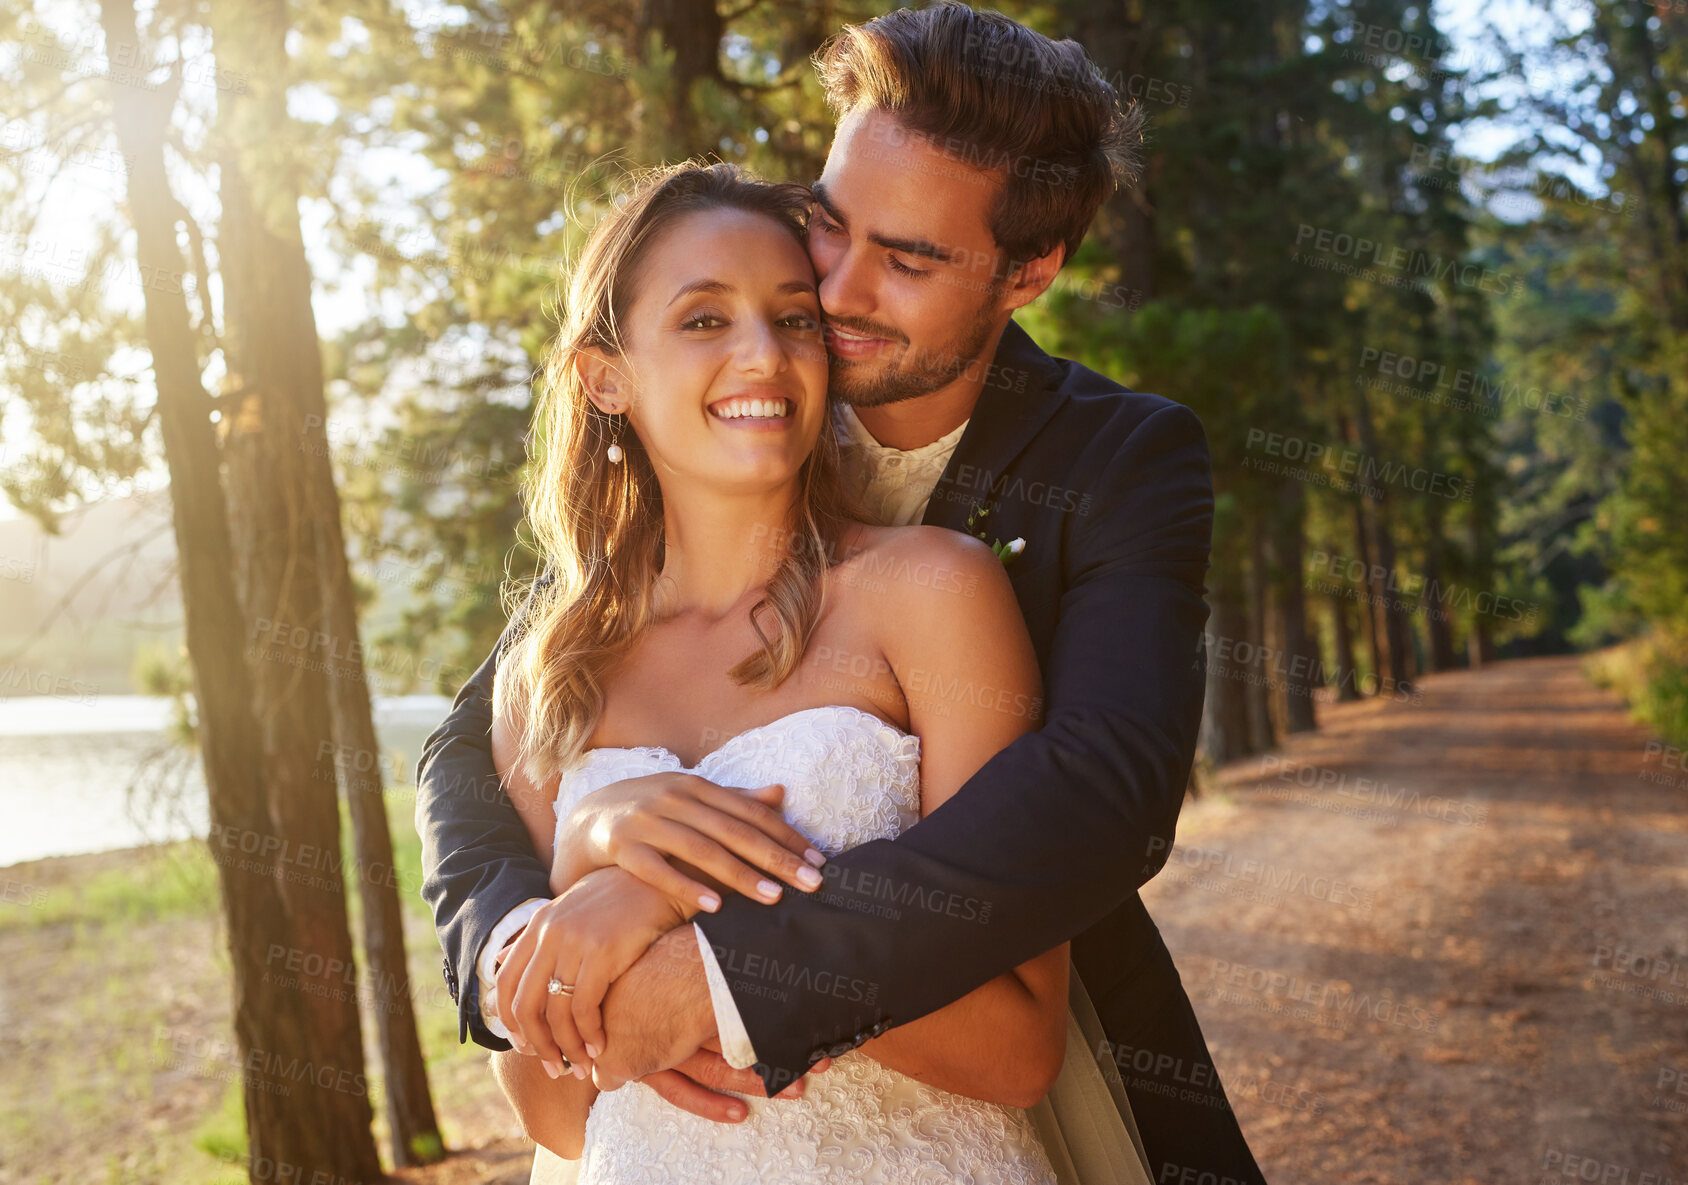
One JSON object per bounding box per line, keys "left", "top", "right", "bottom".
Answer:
{"left": 706, "top": 391, "right": 793, "bottom": 422}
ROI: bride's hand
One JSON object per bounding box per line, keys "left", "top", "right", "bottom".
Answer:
{"left": 552, "top": 771, "right": 827, "bottom": 909}
{"left": 495, "top": 866, "right": 687, "bottom": 1081}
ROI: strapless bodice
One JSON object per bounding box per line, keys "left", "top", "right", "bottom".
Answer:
{"left": 553, "top": 704, "right": 1055, "bottom": 1184}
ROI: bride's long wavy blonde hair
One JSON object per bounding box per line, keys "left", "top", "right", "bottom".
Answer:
{"left": 495, "top": 161, "right": 855, "bottom": 788}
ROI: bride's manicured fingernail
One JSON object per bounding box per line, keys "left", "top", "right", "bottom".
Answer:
{"left": 757, "top": 879, "right": 781, "bottom": 900}
{"left": 542, "top": 1060, "right": 561, "bottom": 1080}
{"left": 699, "top": 891, "right": 722, "bottom": 912}
{"left": 585, "top": 1043, "right": 600, "bottom": 1059}
{"left": 572, "top": 1063, "right": 588, "bottom": 1081}
{"left": 804, "top": 848, "right": 826, "bottom": 868}
{"left": 727, "top": 1104, "right": 746, "bottom": 1121}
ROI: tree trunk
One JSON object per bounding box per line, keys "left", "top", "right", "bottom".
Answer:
{"left": 98, "top": 3, "right": 379, "bottom": 1180}
{"left": 1269, "top": 484, "right": 1318, "bottom": 733}
{"left": 217, "top": 157, "right": 383, "bottom": 1185}
{"left": 1348, "top": 394, "right": 1413, "bottom": 692}
{"left": 1420, "top": 510, "right": 1457, "bottom": 671}
{"left": 1349, "top": 497, "right": 1383, "bottom": 692}
{"left": 1330, "top": 595, "right": 1363, "bottom": 702}
{"left": 639, "top": 0, "right": 725, "bottom": 158}
{"left": 1201, "top": 561, "right": 1255, "bottom": 766}
{"left": 300, "top": 260, "right": 446, "bottom": 1170}
{"left": 1069, "top": 0, "right": 1156, "bottom": 300}
{"left": 1469, "top": 619, "right": 1496, "bottom": 667}
{"left": 203, "top": 0, "right": 445, "bottom": 1163}
{"left": 1367, "top": 495, "right": 1414, "bottom": 690}
{"left": 309, "top": 399, "right": 446, "bottom": 1172}
{"left": 1244, "top": 518, "right": 1274, "bottom": 753}
{"left": 208, "top": 1, "right": 385, "bottom": 1177}
{"left": 1463, "top": 454, "right": 1500, "bottom": 671}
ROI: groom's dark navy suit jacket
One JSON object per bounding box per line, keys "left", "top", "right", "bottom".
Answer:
{"left": 416, "top": 318, "right": 1265, "bottom": 1182}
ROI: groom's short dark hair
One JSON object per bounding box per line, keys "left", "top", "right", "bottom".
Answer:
{"left": 815, "top": 1, "right": 1145, "bottom": 270}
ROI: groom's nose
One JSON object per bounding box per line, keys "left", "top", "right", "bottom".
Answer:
{"left": 816, "top": 243, "right": 876, "bottom": 323}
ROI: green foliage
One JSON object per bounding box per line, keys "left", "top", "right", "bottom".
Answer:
{"left": 407, "top": 1129, "right": 448, "bottom": 1164}
{"left": 0, "top": 847, "right": 218, "bottom": 935}
{"left": 131, "top": 641, "right": 199, "bottom": 748}
{"left": 1639, "top": 647, "right": 1688, "bottom": 748}
{"left": 1604, "top": 376, "right": 1688, "bottom": 636}
{"left": 1487, "top": 0, "right": 1688, "bottom": 704}
{"left": 1586, "top": 635, "right": 1688, "bottom": 748}
{"left": 191, "top": 1080, "right": 247, "bottom": 1166}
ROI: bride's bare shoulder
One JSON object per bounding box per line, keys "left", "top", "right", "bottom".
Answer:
{"left": 831, "top": 521, "right": 1009, "bottom": 608}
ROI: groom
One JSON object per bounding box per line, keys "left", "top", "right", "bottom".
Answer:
{"left": 418, "top": 3, "right": 1264, "bottom": 1180}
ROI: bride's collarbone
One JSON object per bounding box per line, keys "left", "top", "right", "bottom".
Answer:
{"left": 597, "top": 598, "right": 904, "bottom": 736}
{"left": 592, "top": 643, "right": 910, "bottom": 767}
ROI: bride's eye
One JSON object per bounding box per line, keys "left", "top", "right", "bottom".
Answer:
{"left": 680, "top": 312, "right": 726, "bottom": 330}
{"left": 779, "top": 312, "right": 820, "bottom": 330}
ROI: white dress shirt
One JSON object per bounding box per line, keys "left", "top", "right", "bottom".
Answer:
{"left": 831, "top": 399, "right": 971, "bottom": 528}
{"left": 479, "top": 400, "right": 972, "bottom": 1066}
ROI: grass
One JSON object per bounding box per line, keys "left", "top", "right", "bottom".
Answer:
{"left": 24, "top": 845, "right": 218, "bottom": 932}
{"left": 1585, "top": 634, "right": 1688, "bottom": 748}
{"left": 192, "top": 1081, "right": 248, "bottom": 1167}
{"left": 1, "top": 787, "right": 434, "bottom": 932}
{"left": 3, "top": 786, "right": 506, "bottom": 1185}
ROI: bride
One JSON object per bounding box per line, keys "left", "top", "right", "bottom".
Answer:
{"left": 482, "top": 160, "right": 1078, "bottom": 1183}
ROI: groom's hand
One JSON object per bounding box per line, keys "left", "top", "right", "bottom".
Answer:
{"left": 638, "top": 1049, "right": 830, "bottom": 1122}
{"left": 590, "top": 925, "right": 718, "bottom": 1090}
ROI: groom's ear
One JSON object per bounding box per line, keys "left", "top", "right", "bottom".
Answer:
{"left": 574, "top": 346, "right": 628, "bottom": 415}
{"left": 998, "top": 242, "right": 1065, "bottom": 313}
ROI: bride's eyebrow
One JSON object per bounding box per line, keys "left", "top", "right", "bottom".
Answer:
{"left": 776, "top": 279, "right": 820, "bottom": 299}
{"left": 665, "top": 278, "right": 816, "bottom": 307}
{"left": 667, "top": 278, "right": 733, "bottom": 308}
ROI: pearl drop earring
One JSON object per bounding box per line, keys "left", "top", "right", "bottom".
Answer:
{"left": 606, "top": 413, "right": 624, "bottom": 464}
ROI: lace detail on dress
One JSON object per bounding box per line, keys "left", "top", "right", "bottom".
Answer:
{"left": 553, "top": 704, "right": 1056, "bottom": 1185}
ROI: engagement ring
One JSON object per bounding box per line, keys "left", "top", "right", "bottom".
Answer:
{"left": 547, "top": 977, "right": 576, "bottom": 997}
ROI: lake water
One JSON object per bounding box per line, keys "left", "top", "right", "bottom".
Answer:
{"left": 0, "top": 694, "right": 455, "bottom": 868}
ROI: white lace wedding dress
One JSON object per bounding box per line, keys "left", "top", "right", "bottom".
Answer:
{"left": 552, "top": 703, "right": 1059, "bottom": 1185}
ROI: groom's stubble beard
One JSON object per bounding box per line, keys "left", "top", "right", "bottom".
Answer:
{"left": 826, "top": 281, "right": 1004, "bottom": 410}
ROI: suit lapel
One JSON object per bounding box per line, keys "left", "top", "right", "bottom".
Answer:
{"left": 923, "top": 318, "right": 1067, "bottom": 532}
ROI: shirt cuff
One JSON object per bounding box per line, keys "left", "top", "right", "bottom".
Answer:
{"left": 694, "top": 922, "right": 758, "bottom": 1070}
{"left": 477, "top": 897, "right": 549, "bottom": 1039}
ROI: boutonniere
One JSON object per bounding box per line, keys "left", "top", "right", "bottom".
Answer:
{"left": 965, "top": 501, "right": 1025, "bottom": 566}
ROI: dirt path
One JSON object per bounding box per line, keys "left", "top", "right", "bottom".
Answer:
{"left": 1139, "top": 654, "right": 1688, "bottom": 1184}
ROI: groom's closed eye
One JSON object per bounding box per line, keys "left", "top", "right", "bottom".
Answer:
{"left": 809, "top": 193, "right": 945, "bottom": 280}
{"left": 811, "top": 213, "right": 928, "bottom": 279}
